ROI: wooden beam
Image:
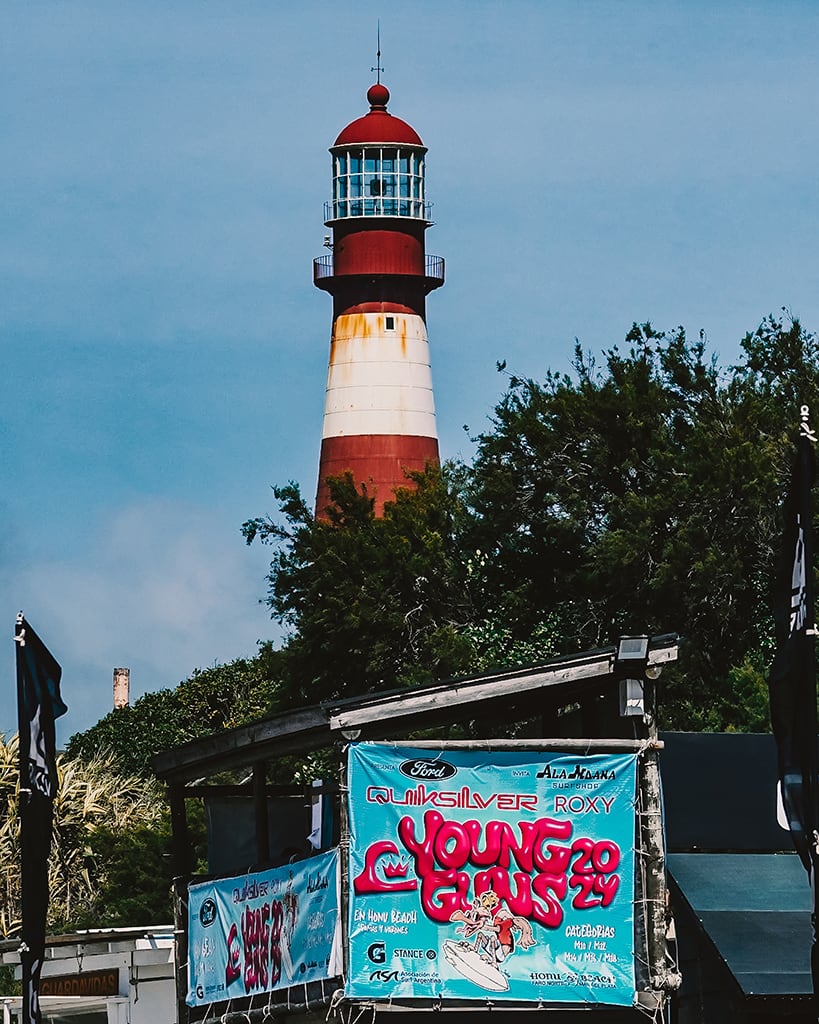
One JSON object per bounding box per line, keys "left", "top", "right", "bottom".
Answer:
{"left": 253, "top": 764, "right": 270, "bottom": 866}
{"left": 329, "top": 654, "right": 615, "bottom": 732}
{"left": 152, "top": 706, "right": 332, "bottom": 782}
{"left": 329, "top": 637, "right": 677, "bottom": 734}
{"left": 151, "top": 637, "right": 678, "bottom": 784}
{"left": 364, "top": 738, "right": 663, "bottom": 752}
{"left": 168, "top": 783, "right": 189, "bottom": 878}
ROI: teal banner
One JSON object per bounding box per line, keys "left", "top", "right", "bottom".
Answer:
{"left": 187, "top": 848, "right": 341, "bottom": 1006}
{"left": 346, "top": 745, "right": 637, "bottom": 1006}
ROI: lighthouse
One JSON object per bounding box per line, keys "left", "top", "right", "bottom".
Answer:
{"left": 313, "top": 81, "right": 444, "bottom": 516}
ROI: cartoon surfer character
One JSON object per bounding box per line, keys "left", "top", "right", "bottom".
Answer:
{"left": 492, "top": 905, "right": 536, "bottom": 963}
{"left": 280, "top": 873, "right": 299, "bottom": 981}
{"left": 449, "top": 891, "right": 535, "bottom": 968}
{"left": 450, "top": 891, "right": 502, "bottom": 962}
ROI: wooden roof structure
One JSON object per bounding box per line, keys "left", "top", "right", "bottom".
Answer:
{"left": 152, "top": 634, "right": 678, "bottom": 785}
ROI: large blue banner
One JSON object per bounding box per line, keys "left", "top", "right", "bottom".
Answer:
{"left": 346, "top": 745, "right": 637, "bottom": 1006}
{"left": 187, "top": 848, "right": 341, "bottom": 1007}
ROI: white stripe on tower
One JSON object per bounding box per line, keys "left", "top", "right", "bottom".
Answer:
{"left": 322, "top": 312, "right": 436, "bottom": 440}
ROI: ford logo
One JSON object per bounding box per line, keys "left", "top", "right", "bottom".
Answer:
{"left": 399, "top": 758, "right": 457, "bottom": 780}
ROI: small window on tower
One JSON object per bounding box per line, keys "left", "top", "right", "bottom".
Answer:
{"left": 385, "top": 316, "right": 396, "bottom": 331}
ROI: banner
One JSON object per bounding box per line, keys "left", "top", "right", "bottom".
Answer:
{"left": 187, "top": 848, "right": 341, "bottom": 1007}
{"left": 15, "top": 615, "right": 67, "bottom": 1024}
{"left": 347, "top": 745, "right": 637, "bottom": 1006}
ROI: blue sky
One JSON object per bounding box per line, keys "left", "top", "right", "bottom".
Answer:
{"left": 4, "top": 0, "right": 819, "bottom": 740}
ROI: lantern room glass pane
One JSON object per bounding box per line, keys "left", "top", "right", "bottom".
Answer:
{"left": 329, "top": 146, "right": 428, "bottom": 220}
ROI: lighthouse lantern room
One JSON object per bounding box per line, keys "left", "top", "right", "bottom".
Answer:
{"left": 313, "top": 82, "right": 444, "bottom": 516}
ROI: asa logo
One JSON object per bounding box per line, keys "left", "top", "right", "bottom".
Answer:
{"left": 399, "top": 758, "right": 457, "bottom": 781}
{"left": 199, "top": 898, "right": 217, "bottom": 927}
{"left": 369, "top": 970, "right": 401, "bottom": 984}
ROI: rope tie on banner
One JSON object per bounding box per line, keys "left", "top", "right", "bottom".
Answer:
{"left": 349, "top": 1002, "right": 369, "bottom": 1024}
{"left": 326, "top": 986, "right": 344, "bottom": 1020}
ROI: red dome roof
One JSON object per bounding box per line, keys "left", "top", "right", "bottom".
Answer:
{"left": 333, "top": 83, "right": 424, "bottom": 148}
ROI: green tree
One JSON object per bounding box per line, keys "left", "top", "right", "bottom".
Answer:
{"left": 242, "top": 465, "right": 475, "bottom": 706}
{"left": 0, "top": 735, "right": 168, "bottom": 936}
{"left": 465, "top": 315, "right": 819, "bottom": 729}
{"left": 67, "top": 649, "right": 283, "bottom": 776}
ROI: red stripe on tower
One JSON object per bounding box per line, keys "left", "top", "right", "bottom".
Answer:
{"left": 313, "top": 82, "right": 444, "bottom": 517}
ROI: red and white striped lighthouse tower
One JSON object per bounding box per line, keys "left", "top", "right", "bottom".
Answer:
{"left": 313, "top": 80, "right": 444, "bottom": 516}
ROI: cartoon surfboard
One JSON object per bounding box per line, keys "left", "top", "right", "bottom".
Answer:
{"left": 281, "top": 936, "right": 295, "bottom": 982}
{"left": 442, "top": 941, "right": 509, "bottom": 992}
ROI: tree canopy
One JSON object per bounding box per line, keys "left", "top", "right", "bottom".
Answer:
{"left": 66, "top": 650, "right": 283, "bottom": 775}
{"left": 241, "top": 466, "right": 475, "bottom": 707}
{"left": 0, "top": 734, "right": 177, "bottom": 936}
{"left": 66, "top": 315, "right": 819, "bottom": 761}
{"left": 245, "top": 314, "right": 819, "bottom": 732}
{"left": 462, "top": 317, "right": 819, "bottom": 728}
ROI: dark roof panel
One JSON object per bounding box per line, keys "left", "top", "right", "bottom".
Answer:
{"left": 669, "top": 853, "right": 812, "bottom": 999}
{"left": 660, "top": 732, "right": 787, "bottom": 852}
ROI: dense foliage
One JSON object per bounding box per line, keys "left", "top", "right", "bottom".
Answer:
{"left": 462, "top": 317, "right": 815, "bottom": 728}
{"left": 245, "top": 314, "right": 819, "bottom": 732}
{"left": 66, "top": 651, "right": 283, "bottom": 775}
{"left": 0, "top": 734, "right": 173, "bottom": 936}
{"left": 242, "top": 466, "right": 475, "bottom": 706}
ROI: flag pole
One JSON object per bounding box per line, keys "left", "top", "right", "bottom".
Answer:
{"left": 15, "top": 614, "right": 67, "bottom": 1024}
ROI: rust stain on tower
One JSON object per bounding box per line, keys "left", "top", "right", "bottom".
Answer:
{"left": 313, "top": 81, "right": 445, "bottom": 517}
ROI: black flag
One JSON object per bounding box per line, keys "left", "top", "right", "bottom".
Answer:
{"left": 769, "top": 408, "right": 818, "bottom": 871}
{"left": 15, "top": 615, "right": 67, "bottom": 1024}
{"left": 768, "top": 407, "right": 819, "bottom": 1010}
